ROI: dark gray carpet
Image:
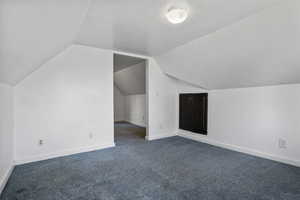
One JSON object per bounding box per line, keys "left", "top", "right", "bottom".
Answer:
{"left": 1, "top": 123, "right": 300, "bottom": 200}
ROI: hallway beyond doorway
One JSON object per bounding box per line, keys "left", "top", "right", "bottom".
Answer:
{"left": 114, "top": 122, "right": 146, "bottom": 146}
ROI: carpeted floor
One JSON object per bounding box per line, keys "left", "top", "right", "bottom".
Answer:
{"left": 114, "top": 122, "right": 146, "bottom": 146}
{"left": 1, "top": 123, "right": 300, "bottom": 200}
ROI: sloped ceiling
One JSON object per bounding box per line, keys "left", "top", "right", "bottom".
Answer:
{"left": 2, "top": 0, "right": 299, "bottom": 90}
{"left": 0, "top": 0, "right": 89, "bottom": 85}
{"left": 114, "top": 62, "right": 146, "bottom": 95}
{"left": 156, "top": 0, "right": 300, "bottom": 89}
{"left": 76, "top": 0, "right": 280, "bottom": 56}
{"left": 114, "top": 54, "right": 144, "bottom": 72}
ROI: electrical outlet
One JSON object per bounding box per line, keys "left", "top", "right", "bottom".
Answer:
{"left": 39, "top": 139, "right": 43, "bottom": 146}
{"left": 278, "top": 138, "right": 287, "bottom": 149}
{"left": 89, "top": 132, "right": 93, "bottom": 139}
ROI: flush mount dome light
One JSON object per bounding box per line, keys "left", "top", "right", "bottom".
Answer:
{"left": 166, "top": 7, "right": 188, "bottom": 24}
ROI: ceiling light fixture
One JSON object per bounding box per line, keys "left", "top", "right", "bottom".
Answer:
{"left": 166, "top": 7, "right": 188, "bottom": 24}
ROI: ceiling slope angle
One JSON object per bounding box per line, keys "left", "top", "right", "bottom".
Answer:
{"left": 114, "top": 62, "right": 146, "bottom": 95}
{"left": 155, "top": 0, "right": 300, "bottom": 90}
{"left": 76, "top": 0, "right": 281, "bottom": 56}
{"left": 0, "top": 0, "right": 90, "bottom": 85}
{"left": 114, "top": 54, "right": 145, "bottom": 72}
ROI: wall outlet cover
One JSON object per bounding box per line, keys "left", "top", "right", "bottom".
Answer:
{"left": 278, "top": 138, "right": 287, "bottom": 149}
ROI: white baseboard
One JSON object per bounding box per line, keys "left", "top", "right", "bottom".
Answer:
{"left": 146, "top": 133, "right": 176, "bottom": 141}
{"left": 0, "top": 164, "right": 14, "bottom": 195}
{"left": 178, "top": 131, "right": 300, "bottom": 168}
{"left": 14, "top": 142, "right": 115, "bottom": 165}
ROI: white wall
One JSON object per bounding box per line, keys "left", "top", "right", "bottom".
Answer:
{"left": 114, "top": 59, "right": 147, "bottom": 126}
{"left": 125, "top": 94, "right": 146, "bottom": 127}
{"left": 177, "top": 83, "right": 300, "bottom": 167}
{"left": 14, "top": 45, "right": 114, "bottom": 164}
{"left": 114, "top": 86, "right": 147, "bottom": 127}
{"left": 0, "top": 83, "right": 14, "bottom": 194}
{"left": 147, "top": 59, "right": 177, "bottom": 140}
{"left": 114, "top": 85, "right": 125, "bottom": 122}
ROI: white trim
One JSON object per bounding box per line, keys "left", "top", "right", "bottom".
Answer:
{"left": 178, "top": 131, "right": 300, "bottom": 168}
{"left": 14, "top": 142, "right": 115, "bottom": 165}
{"left": 146, "top": 132, "right": 176, "bottom": 141}
{"left": 112, "top": 50, "right": 150, "bottom": 60}
{"left": 0, "top": 164, "right": 14, "bottom": 195}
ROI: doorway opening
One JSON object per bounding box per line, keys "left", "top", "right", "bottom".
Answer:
{"left": 113, "top": 53, "right": 148, "bottom": 145}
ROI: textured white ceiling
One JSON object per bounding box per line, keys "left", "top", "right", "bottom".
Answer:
{"left": 0, "top": 0, "right": 89, "bottom": 84}
{"left": 156, "top": 0, "right": 300, "bottom": 89}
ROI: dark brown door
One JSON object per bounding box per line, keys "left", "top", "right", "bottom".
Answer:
{"left": 179, "top": 93, "right": 208, "bottom": 135}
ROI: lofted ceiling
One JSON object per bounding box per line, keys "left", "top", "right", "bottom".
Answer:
{"left": 76, "top": 0, "right": 280, "bottom": 56}
{"left": 0, "top": 0, "right": 89, "bottom": 85}
{"left": 2, "top": 0, "right": 299, "bottom": 90}
{"left": 156, "top": 0, "right": 300, "bottom": 89}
